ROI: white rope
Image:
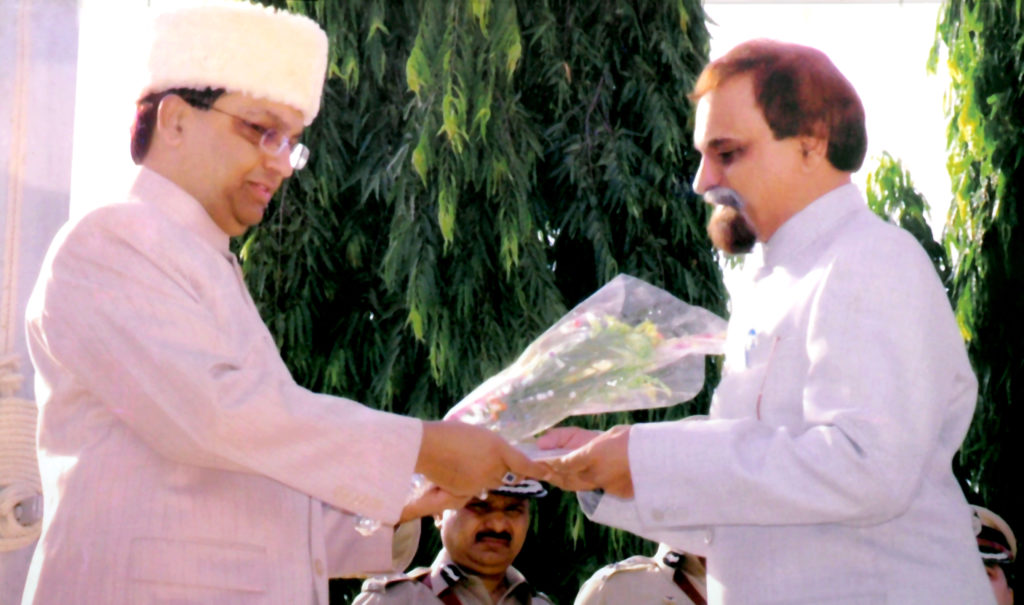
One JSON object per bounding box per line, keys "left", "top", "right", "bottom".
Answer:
{"left": 0, "top": 0, "right": 43, "bottom": 553}
{"left": 0, "top": 354, "right": 42, "bottom": 552}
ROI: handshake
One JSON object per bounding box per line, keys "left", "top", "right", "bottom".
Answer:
{"left": 404, "top": 421, "right": 635, "bottom": 523}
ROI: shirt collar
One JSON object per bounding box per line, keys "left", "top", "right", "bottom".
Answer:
{"left": 759, "top": 183, "right": 864, "bottom": 270}
{"left": 426, "top": 550, "right": 465, "bottom": 596}
{"left": 431, "top": 549, "right": 536, "bottom": 601}
{"left": 129, "top": 166, "right": 232, "bottom": 257}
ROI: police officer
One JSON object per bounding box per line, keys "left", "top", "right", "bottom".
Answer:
{"left": 355, "top": 480, "right": 553, "bottom": 605}
{"left": 974, "top": 505, "right": 1016, "bottom": 605}
{"left": 574, "top": 543, "right": 707, "bottom": 605}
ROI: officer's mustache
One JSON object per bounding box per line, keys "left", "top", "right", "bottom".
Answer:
{"left": 704, "top": 187, "right": 757, "bottom": 255}
{"left": 475, "top": 530, "right": 512, "bottom": 543}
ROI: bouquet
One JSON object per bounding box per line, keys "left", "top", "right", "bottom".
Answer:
{"left": 444, "top": 274, "right": 726, "bottom": 445}
{"left": 356, "top": 275, "right": 725, "bottom": 534}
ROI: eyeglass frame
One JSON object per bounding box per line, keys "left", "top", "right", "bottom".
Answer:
{"left": 202, "top": 104, "right": 310, "bottom": 171}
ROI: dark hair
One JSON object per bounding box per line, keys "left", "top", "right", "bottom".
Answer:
{"left": 130, "top": 87, "right": 226, "bottom": 164}
{"left": 690, "top": 39, "right": 867, "bottom": 172}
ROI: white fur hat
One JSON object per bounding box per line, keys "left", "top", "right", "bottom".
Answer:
{"left": 139, "top": 0, "right": 328, "bottom": 126}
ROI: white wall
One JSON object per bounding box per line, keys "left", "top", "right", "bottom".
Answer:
{"left": 70, "top": 0, "right": 150, "bottom": 219}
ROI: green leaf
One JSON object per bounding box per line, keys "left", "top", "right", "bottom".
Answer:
{"left": 406, "top": 32, "right": 431, "bottom": 96}
{"left": 438, "top": 179, "right": 457, "bottom": 243}
{"left": 412, "top": 128, "right": 433, "bottom": 185}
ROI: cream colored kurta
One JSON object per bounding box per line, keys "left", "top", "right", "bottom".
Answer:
{"left": 22, "top": 168, "right": 423, "bottom": 605}
{"left": 584, "top": 185, "right": 994, "bottom": 604}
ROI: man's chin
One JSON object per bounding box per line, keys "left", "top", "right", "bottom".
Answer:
{"left": 707, "top": 204, "right": 757, "bottom": 255}
{"left": 463, "top": 549, "right": 516, "bottom": 573}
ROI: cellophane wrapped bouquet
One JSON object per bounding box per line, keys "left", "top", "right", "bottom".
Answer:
{"left": 444, "top": 274, "right": 726, "bottom": 445}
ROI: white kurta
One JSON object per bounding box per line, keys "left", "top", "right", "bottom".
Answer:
{"left": 22, "top": 168, "right": 423, "bottom": 605}
{"left": 585, "top": 185, "right": 993, "bottom": 604}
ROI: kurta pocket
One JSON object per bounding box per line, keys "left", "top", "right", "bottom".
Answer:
{"left": 128, "top": 536, "right": 269, "bottom": 594}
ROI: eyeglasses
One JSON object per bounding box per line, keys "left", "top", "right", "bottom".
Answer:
{"left": 206, "top": 105, "right": 310, "bottom": 171}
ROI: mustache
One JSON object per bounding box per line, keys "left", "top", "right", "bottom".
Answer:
{"left": 475, "top": 530, "right": 512, "bottom": 543}
{"left": 703, "top": 187, "right": 744, "bottom": 209}
{"left": 704, "top": 188, "right": 757, "bottom": 255}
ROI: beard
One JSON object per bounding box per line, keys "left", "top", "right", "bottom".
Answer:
{"left": 705, "top": 189, "right": 758, "bottom": 255}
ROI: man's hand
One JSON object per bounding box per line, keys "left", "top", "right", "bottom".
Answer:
{"left": 541, "top": 425, "right": 634, "bottom": 498}
{"left": 398, "top": 484, "right": 468, "bottom": 524}
{"left": 534, "top": 426, "right": 602, "bottom": 453}
{"left": 415, "top": 421, "right": 551, "bottom": 498}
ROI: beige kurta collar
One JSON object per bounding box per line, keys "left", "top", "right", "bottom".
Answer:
{"left": 129, "top": 166, "right": 233, "bottom": 257}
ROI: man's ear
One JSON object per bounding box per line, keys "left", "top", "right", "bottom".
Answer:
{"left": 154, "top": 94, "right": 191, "bottom": 147}
{"left": 798, "top": 135, "right": 828, "bottom": 170}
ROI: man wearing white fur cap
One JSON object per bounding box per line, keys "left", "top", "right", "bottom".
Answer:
{"left": 22, "top": 2, "right": 546, "bottom": 604}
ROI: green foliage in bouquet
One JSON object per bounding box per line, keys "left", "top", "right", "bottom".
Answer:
{"left": 544, "top": 316, "right": 669, "bottom": 394}
{"left": 241, "top": 1, "right": 722, "bottom": 602}
{"left": 451, "top": 316, "right": 676, "bottom": 433}
{"left": 449, "top": 304, "right": 724, "bottom": 443}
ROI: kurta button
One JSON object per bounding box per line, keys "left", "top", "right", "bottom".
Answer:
{"left": 652, "top": 509, "right": 665, "bottom": 522}
{"left": 314, "top": 558, "right": 325, "bottom": 577}
{"left": 704, "top": 528, "right": 714, "bottom": 545}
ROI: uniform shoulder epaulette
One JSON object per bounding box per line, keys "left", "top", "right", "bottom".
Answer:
{"left": 592, "top": 555, "right": 659, "bottom": 580}
{"left": 360, "top": 568, "right": 430, "bottom": 594}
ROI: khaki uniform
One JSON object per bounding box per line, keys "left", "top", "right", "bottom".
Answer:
{"left": 575, "top": 544, "right": 706, "bottom": 605}
{"left": 354, "top": 550, "right": 554, "bottom": 605}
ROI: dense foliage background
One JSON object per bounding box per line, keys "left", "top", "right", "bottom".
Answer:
{"left": 933, "top": 0, "right": 1022, "bottom": 557}
{"left": 245, "top": 1, "right": 722, "bottom": 602}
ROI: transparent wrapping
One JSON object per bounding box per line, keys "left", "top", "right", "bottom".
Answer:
{"left": 444, "top": 274, "right": 726, "bottom": 443}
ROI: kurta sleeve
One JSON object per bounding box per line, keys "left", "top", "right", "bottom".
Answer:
{"left": 28, "top": 203, "right": 422, "bottom": 524}
{"left": 321, "top": 504, "right": 421, "bottom": 577}
{"left": 580, "top": 491, "right": 711, "bottom": 556}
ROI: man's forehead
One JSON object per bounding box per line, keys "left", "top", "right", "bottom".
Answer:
{"left": 467, "top": 494, "right": 529, "bottom": 510}
{"left": 693, "top": 75, "right": 764, "bottom": 150}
